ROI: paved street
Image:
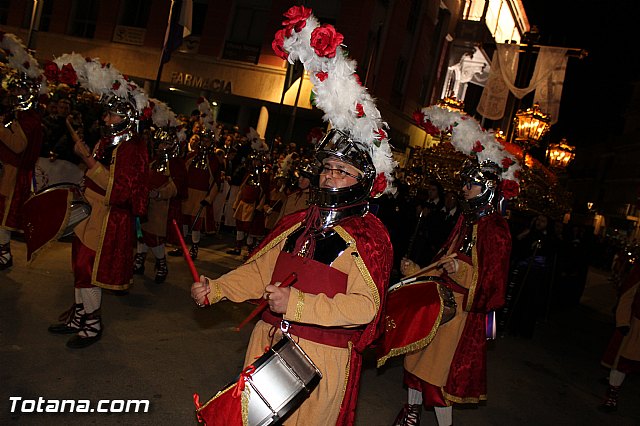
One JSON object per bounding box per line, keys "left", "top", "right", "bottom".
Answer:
{"left": 1, "top": 232, "right": 639, "bottom": 425}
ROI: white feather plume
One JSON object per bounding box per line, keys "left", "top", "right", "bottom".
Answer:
{"left": 275, "top": 7, "right": 396, "bottom": 195}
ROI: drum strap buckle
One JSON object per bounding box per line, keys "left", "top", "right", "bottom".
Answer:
{"left": 280, "top": 320, "right": 291, "bottom": 334}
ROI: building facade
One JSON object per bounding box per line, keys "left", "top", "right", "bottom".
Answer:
{"left": 1, "top": 0, "right": 527, "bottom": 155}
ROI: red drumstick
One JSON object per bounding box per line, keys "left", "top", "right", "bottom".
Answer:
{"left": 235, "top": 272, "right": 297, "bottom": 332}
{"left": 172, "top": 219, "right": 209, "bottom": 305}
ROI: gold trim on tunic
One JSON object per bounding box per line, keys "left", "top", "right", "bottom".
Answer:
{"left": 465, "top": 224, "right": 479, "bottom": 312}
{"left": 333, "top": 225, "right": 380, "bottom": 311}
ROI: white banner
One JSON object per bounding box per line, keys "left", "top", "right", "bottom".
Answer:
{"left": 534, "top": 47, "right": 568, "bottom": 124}
{"left": 477, "top": 44, "right": 568, "bottom": 121}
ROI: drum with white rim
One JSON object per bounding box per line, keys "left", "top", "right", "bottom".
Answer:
{"left": 196, "top": 322, "right": 322, "bottom": 426}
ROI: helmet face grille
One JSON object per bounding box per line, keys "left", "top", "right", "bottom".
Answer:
{"left": 311, "top": 129, "right": 376, "bottom": 208}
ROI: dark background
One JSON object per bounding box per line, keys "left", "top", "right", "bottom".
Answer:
{"left": 521, "top": 0, "right": 640, "bottom": 147}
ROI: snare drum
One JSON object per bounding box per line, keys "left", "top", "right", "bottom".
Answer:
{"left": 377, "top": 276, "right": 456, "bottom": 368}
{"left": 23, "top": 183, "right": 91, "bottom": 261}
{"left": 196, "top": 331, "right": 322, "bottom": 426}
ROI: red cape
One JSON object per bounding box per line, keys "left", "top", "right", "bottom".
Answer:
{"left": 438, "top": 212, "right": 511, "bottom": 402}
{"left": 92, "top": 134, "right": 149, "bottom": 289}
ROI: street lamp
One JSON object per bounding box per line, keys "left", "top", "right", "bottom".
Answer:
{"left": 546, "top": 138, "right": 576, "bottom": 169}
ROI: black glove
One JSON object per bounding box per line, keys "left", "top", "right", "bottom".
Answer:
{"left": 617, "top": 326, "right": 630, "bottom": 336}
{"left": 200, "top": 199, "right": 211, "bottom": 207}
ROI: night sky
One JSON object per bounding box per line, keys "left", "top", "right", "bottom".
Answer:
{"left": 520, "top": 0, "right": 640, "bottom": 147}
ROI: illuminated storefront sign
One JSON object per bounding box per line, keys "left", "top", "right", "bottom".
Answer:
{"left": 170, "top": 72, "right": 232, "bottom": 94}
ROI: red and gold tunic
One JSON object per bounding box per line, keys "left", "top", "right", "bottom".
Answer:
{"left": 141, "top": 157, "right": 184, "bottom": 247}
{"left": 73, "top": 132, "right": 148, "bottom": 290}
{"left": 182, "top": 152, "right": 220, "bottom": 233}
{"left": 200, "top": 209, "right": 392, "bottom": 425}
{"left": 0, "top": 110, "right": 43, "bottom": 231}
{"left": 397, "top": 213, "right": 510, "bottom": 405}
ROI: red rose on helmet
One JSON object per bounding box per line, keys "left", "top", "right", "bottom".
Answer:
{"left": 356, "top": 103, "right": 365, "bottom": 118}
{"left": 112, "top": 81, "right": 121, "bottom": 90}
{"left": 43, "top": 61, "right": 60, "bottom": 82}
{"left": 472, "top": 141, "right": 484, "bottom": 152}
{"left": 310, "top": 24, "right": 344, "bottom": 58}
{"left": 501, "top": 179, "right": 519, "bottom": 199}
{"left": 282, "top": 5, "right": 312, "bottom": 33}
{"left": 501, "top": 157, "right": 515, "bottom": 169}
{"left": 315, "top": 71, "right": 328, "bottom": 82}
{"left": 272, "top": 29, "right": 289, "bottom": 60}
{"left": 370, "top": 173, "right": 387, "bottom": 197}
{"left": 423, "top": 120, "right": 441, "bottom": 137}
{"left": 412, "top": 110, "right": 424, "bottom": 126}
{"left": 59, "top": 64, "right": 78, "bottom": 86}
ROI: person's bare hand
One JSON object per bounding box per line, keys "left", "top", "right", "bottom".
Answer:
{"left": 264, "top": 283, "right": 291, "bottom": 314}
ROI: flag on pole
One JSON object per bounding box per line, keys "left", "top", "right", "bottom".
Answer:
{"left": 161, "top": 0, "right": 193, "bottom": 64}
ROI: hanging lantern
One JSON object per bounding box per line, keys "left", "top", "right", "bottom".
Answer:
{"left": 546, "top": 138, "right": 576, "bottom": 169}
{"left": 514, "top": 103, "right": 551, "bottom": 147}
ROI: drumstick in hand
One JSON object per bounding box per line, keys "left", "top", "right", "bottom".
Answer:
{"left": 65, "top": 115, "right": 82, "bottom": 143}
{"left": 172, "top": 219, "right": 208, "bottom": 305}
{"left": 235, "top": 272, "right": 297, "bottom": 332}
{"left": 403, "top": 253, "right": 458, "bottom": 280}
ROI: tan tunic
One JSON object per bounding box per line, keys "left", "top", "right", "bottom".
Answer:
{"left": 404, "top": 252, "right": 475, "bottom": 386}
{"left": 206, "top": 240, "right": 378, "bottom": 425}
{"left": 143, "top": 178, "right": 178, "bottom": 238}
{"left": 617, "top": 282, "right": 640, "bottom": 361}
{"left": 277, "top": 189, "right": 310, "bottom": 223}
{"left": 0, "top": 121, "right": 27, "bottom": 229}
{"left": 73, "top": 164, "right": 110, "bottom": 251}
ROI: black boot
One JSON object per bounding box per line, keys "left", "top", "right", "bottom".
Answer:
{"left": 67, "top": 310, "right": 102, "bottom": 349}
{"left": 154, "top": 257, "right": 168, "bottom": 283}
{"left": 0, "top": 242, "right": 12, "bottom": 271}
{"left": 598, "top": 385, "right": 621, "bottom": 413}
{"left": 133, "top": 252, "right": 146, "bottom": 275}
{"left": 226, "top": 240, "right": 242, "bottom": 255}
{"left": 189, "top": 243, "right": 199, "bottom": 260}
{"left": 392, "top": 404, "right": 421, "bottom": 426}
{"left": 168, "top": 247, "right": 183, "bottom": 257}
{"left": 48, "top": 303, "right": 85, "bottom": 334}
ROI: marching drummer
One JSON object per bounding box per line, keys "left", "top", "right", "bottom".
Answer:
{"left": 47, "top": 58, "right": 149, "bottom": 349}
{"left": 191, "top": 128, "right": 393, "bottom": 425}
{"left": 390, "top": 159, "right": 513, "bottom": 426}
{"left": 191, "top": 10, "right": 398, "bottom": 424}
{"left": 0, "top": 34, "right": 44, "bottom": 271}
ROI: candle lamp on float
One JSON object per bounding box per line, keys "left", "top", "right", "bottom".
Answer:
{"left": 546, "top": 138, "right": 576, "bottom": 170}
{"left": 513, "top": 103, "right": 551, "bottom": 167}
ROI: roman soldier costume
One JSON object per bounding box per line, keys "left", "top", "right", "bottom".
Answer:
{"left": 134, "top": 102, "right": 187, "bottom": 283}
{"left": 47, "top": 55, "right": 149, "bottom": 348}
{"left": 0, "top": 32, "right": 45, "bottom": 270}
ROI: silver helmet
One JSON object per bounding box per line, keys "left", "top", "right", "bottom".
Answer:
{"left": 459, "top": 159, "right": 502, "bottom": 214}
{"left": 309, "top": 129, "right": 376, "bottom": 208}
{"left": 152, "top": 127, "right": 180, "bottom": 173}
{"left": 1, "top": 68, "right": 40, "bottom": 111}
{"left": 100, "top": 93, "right": 137, "bottom": 136}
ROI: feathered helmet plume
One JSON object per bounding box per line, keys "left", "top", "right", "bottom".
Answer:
{"left": 48, "top": 53, "right": 150, "bottom": 122}
{"left": 272, "top": 6, "right": 396, "bottom": 197}
{"left": 149, "top": 97, "right": 186, "bottom": 150}
{"left": 0, "top": 32, "right": 47, "bottom": 109}
{"left": 414, "top": 105, "right": 521, "bottom": 199}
